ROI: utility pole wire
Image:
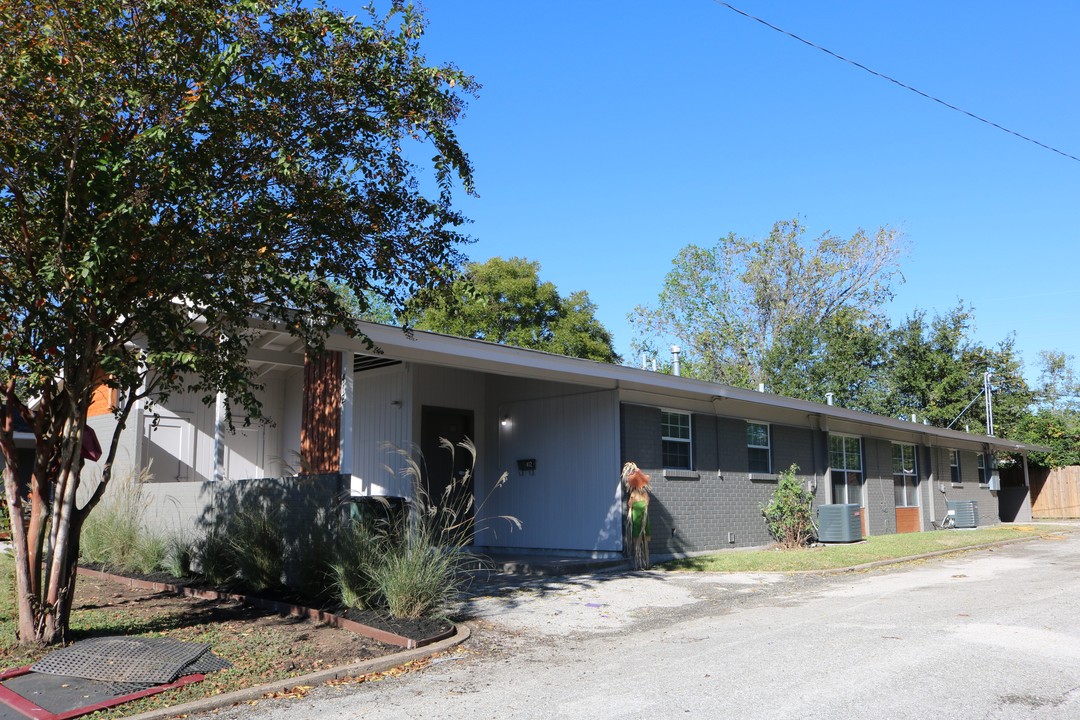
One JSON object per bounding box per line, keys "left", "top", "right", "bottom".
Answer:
{"left": 713, "top": 1, "right": 1080, "bottom": 165}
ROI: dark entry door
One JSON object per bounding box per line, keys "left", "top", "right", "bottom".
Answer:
{"left": 420, "top": 407, "right": 475, "bottom": 541}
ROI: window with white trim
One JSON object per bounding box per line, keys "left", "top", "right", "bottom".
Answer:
{"left": 978, "top": 453, "right": 989, "bottom": 485}
{"left": 829, "top": 435, "right": 863, "bottom": 505}
{"left": 747, "top": 422, "right": 771, "bottom": 473}
{"left": 950, "top": 449, "right": 962, "bottom": 484}
{"left": 892, "top": 443, "right": 918, "bottom": 508}
{"left": 661, "top": 410, "right": 692, "bottom": 469}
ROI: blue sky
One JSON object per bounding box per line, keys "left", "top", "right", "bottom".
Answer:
{"left": 356, "top": 1, "right": 1080, "bottom": 383}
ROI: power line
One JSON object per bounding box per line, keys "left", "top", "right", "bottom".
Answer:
{"left": 712, "top": 1, "right": 1080, "bottom": 165}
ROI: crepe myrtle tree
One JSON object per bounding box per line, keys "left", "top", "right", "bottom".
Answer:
{"left": 0, "top": 0, "right": 475, "bottom": 644}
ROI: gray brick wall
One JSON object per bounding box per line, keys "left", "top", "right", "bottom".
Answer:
{"left": 620, "top": 404, "right": 1001, "bottom": 551}
{"left": 927, "top": 447, "right": 1000, "bottom": 527}
{"left": 621, "top": 404, "right": 818, "bottom": 554}
{"left": 620, "top": 404, "right": 661, "bottom": 469}
{"left": 772, "top": 424, "right": 815, "bottom": 476}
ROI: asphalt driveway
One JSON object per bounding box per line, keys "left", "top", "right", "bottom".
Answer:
{"left": 210, "top": 531, "right": 1080, "bottom": 719}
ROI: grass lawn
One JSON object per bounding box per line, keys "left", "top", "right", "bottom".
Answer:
{"left": 661, "top": 524, "right": 1076, "bottom": 573}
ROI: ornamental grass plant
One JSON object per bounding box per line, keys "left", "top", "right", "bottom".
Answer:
{"left": 78, "top": 467, "right": 173, "bottom": 577}
{"left": 330, "top": 437, "right": 519, "bottom": 619}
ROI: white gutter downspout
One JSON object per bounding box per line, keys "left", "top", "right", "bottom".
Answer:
{"left": 213, "top": 391, "right": 227, "bottom": 482}
{"left": 925, "top": 440, "right": 937, "bottom": 528}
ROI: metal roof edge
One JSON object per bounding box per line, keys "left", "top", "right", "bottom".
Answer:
{"left": 320, "top": 322, "right": 1051, "bottom": 455}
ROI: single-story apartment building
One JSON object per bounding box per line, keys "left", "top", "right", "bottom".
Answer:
{"left": 83, "top": 321, "right": 1045, "bottom": 559}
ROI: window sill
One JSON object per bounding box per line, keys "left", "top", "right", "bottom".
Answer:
{"left": 952, "top": 483, "right": 963, "bottom": 488}
{"left": 663, "top": 468, "right": 699, "bottom": 480}
{"left": 978, "top": 483, "right": 990, "bottom": 489}
{"left": 749, "top": 472, "right": 778, "bottom": 482}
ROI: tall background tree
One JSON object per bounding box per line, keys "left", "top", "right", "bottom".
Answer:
{"left": 764, "top": 309, "right": 891, "bottom": 413}
{"left": 1013, "top": 351, "right": 1080, "bottom": 467}
{"left": 630, "top": 219, "right": 906, "bottom": 388}
{"left": 0, "top": 0, "right": 475, "bottom": 644}
{"left": 632, "top": 219, "right": 1044, "bottom": 450}
{"left": 884, "top": 305, "right": 1031, "bottom": 435}
{"left": 410, "top": 256, "right": 620, "bottom": 363}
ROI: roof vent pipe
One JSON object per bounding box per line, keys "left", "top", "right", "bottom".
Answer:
{"left": 912, "top": 413, "right": 917, "bottom": 423}
{"left": 671, "top": 345, "right": 681, "bottom": 377}
{"left": 825, "top": 392, "right": 834, "bottom": 406}
{"left": 758, "top": 383, "right": 765, "bottom": 393}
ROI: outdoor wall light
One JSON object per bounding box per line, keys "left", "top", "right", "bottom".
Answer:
{"left": 500, "top": 414, "right": 510, "bottom": 427}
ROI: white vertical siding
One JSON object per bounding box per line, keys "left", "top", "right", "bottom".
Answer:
{"left": 256, "top": 369, "right": 285, "bottom": 478}
{"left": 280, "top": 368, "right": 304, "bottom": 468}
{"left": 481, "top": 389, "right": 621, "bottom": 552}
{"left": 353, "top": 365, "right": 413, "bottom": 496}
{"left": 138, "top": 388, "right": 214, "bottom": 483}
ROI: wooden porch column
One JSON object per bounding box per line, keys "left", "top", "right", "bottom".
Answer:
{"left": 300, "top": 349, "right": 343, "bottom": 475}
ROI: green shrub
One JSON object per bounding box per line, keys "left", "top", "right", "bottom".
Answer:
{"left": 329, "top": 517, "right": 385, "bottom": 610}
{"left": 226, "top": 506, "right": 286, "bottom": 593}
{"left": 761, "top": 464, "right": 817, "bottom": 549}
{"left": 370, "top": 524, "right": 461, "bottom": 620}
{"left": 131, "top": 533, "right": 169, "bottom": 575}
{"left": 162, "top": 535, "right": 196, "bottom": 579}
{"left": 331, "top": 438, "right": 519, "bottom": 619}
{"left": 291, "top": 515, "right": 340, "bottom": 605}
{"left": 194, "top": 528, "right": 236, "bottom": 586}
{"left": 79, "top": 501, "right": 141, "bottom": 569}
{"left": 79, "top": 467, "right": 169, "bottom": 575}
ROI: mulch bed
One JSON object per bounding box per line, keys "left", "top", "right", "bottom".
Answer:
{"left": 78, "top": 564, "right": 453, "bottom": 647}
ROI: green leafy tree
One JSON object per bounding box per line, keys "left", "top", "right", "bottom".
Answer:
{"left": 411, "top": 257, "right": 620, "bottom": 363}
{"left": 0, "top": 0, "right": 474, "bottom": 644}
{"left": 1013, "top": 351, "right": 1080, "bottom": 467}
{"left": 765, "top": 301, "right": 1033, "bottom": 446}
{"left": 1012, "top": 412, "right": 1080, "bottom": 468}
{"left": 884, "top": 305, "right": 1031, "bottom": 436}
{"left": 764, "top": 308, "right": 890, "bottom": 413}
{"left": 630, "top": 219, "right": 905, "bottom": 387}
{"left": 1034, "top": 350, "right": 1080, "bottom": 415}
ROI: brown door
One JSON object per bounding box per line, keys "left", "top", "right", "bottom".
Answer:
{"left": 420, "top": 407, "right": 475, "bottom": 541}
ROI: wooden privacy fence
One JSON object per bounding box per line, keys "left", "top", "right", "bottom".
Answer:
{"left": 1030, "top": 466, "right": 1080, "bottom": 519}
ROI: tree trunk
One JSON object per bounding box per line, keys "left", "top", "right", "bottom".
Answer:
{"left": 27, "top": 461, "right": 49, "bottom": 598}
{"left": 2, "top": 465, "right": 38, "bottom": 643}
{"left": 3, "top": 419, "right": 86, "bottom": 645}
{"left": 52, "top": 511, "right": 85, "bottom": 642}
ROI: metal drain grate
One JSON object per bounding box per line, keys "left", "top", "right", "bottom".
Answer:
{"left": 31, "top": 637, "right": 213, "bottom": 684}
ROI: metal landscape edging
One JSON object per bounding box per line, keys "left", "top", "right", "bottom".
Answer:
{"left": 77, "top": 567, "right": 455, "bottom": 649}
